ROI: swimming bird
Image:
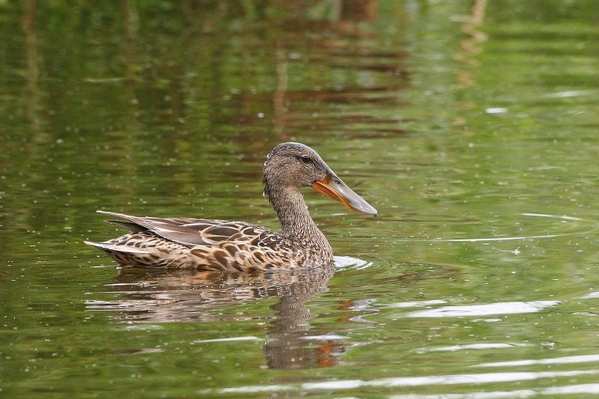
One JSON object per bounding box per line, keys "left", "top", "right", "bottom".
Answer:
{"left": 85, "top": 142, "right": 377, "bottom": 272}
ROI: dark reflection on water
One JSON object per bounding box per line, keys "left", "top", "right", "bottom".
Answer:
{"left": 92, "top": 267, "right": 333, "bottom": 321}
{"left": 3, "top": 0, "right": 599, "bottom": 397}
{"left": 88, "top": 266, "right": 340, "bottom": 369}
{"left": 265, "top": 278, "right": 345, "bottom": 370}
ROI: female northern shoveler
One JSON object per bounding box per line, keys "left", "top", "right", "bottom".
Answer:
{"left": 85, "top": 142, "right": 377, "bottom": 272}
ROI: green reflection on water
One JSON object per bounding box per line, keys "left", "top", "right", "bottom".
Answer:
{"left": 2, "top": 0, "right": 599, "bottom": 397}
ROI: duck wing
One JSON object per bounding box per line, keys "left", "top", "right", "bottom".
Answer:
{"left": 96, "top": 210, "right": 276, "bottom": 248}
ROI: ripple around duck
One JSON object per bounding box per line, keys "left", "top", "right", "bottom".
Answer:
{"left": 334, "top": 255, "right": 373, "bottom": 270}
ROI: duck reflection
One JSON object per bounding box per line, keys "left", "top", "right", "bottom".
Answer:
{"left": 90, "top": 265, "right": 347, "bottom": 369}
{"left": 265, "top": 277, "right": 346, "bottom": 369}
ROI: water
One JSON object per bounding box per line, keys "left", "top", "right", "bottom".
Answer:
{"left": 2, "top": 1, "right": 599, "bottom": 397}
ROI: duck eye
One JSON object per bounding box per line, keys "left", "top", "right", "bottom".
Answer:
{"left": 299, "top": 155, "right": 312, "bottom": 164}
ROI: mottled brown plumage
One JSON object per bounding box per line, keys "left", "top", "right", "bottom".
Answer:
{"left": 85, "top": 142, "right": 377, "bottom": 271}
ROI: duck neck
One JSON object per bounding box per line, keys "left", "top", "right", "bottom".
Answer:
{"left": 270, "top": 187, "right": 328, "bottom": 245}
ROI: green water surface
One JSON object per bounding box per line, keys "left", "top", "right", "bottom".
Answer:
{"left": 2, "top": 1, "right": 599, "bottom": 397}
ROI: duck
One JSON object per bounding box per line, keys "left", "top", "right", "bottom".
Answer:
{"left": 84, "top": 142, "right": 377, "bottom": 272}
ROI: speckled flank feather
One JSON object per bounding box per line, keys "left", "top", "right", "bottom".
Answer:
{"left": 85, "top": 142, "right": 377, "bottom": 272}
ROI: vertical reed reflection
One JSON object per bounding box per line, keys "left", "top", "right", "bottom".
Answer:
{"left": 123, "top": 0, "right": 139, "bottom": 84}
{"left": 22, "top": 0, "right": 40, "bottom": 129}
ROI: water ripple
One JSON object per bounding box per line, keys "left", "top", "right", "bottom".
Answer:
{"left": 393, "top": 213, "right": 596, "bottom": 243}
{"left": 389, "top": 383, "right": 599, "bottom": 398}
{"left": 402, "top": 301, "right": 561, "bottom": 318}
{"left": 478, "top": 353, "right": 599, "bottom": 368}
{"left": 334, "top": 255, "right": 372, "bottom": 270}
{"left": 218, "top": 370, "right": 599, "bottom": 394}
{"left": 414, "top": 343, "right": 531, "bottom": 354}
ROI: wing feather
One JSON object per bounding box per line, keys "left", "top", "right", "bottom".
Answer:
{"left": 96, "top": 210, "right": 277, "bottom": 248}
